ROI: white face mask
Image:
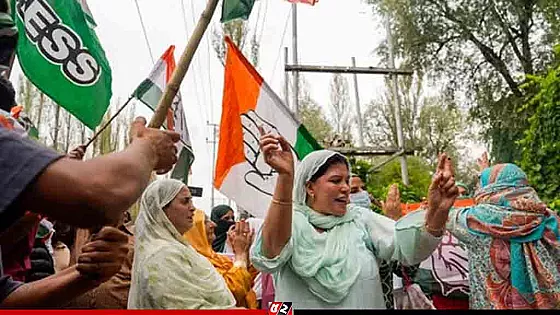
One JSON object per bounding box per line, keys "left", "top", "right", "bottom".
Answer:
{"left": 349, "top": 190, "right": 371, "bottom": 209}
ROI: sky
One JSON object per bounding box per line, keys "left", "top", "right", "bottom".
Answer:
{"left": 12, "top": 0, "right": 484, "bottom": 214}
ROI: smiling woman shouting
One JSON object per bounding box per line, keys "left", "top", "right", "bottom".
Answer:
{"left": 250, "top": 130, "right": 460, "bottom": 309}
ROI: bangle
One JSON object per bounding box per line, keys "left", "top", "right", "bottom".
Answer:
{"left": 234, "top": 260, "right": 247, "bottom": 269}
{"left": 271, "top": 199, "right": 292, "bottom": 207}
{"left": 425, "top": 222, "right": 445, "bottom": 236}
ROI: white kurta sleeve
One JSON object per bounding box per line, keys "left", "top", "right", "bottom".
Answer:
{"left": 361, "top": 209, "right": 442, "bottom": 266}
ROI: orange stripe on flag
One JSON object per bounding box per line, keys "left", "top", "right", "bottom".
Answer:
{"left": 160, "top": 45, "right": 176, "bottom": 130}
{"left": 214, "top": 37, "right": 263, "bottom": 189}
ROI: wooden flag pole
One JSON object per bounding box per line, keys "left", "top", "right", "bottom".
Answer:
{"left": 148, "top": 0, "right": 219, "bottom": 129}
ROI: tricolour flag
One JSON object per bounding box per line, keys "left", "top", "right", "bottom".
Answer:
{"left": 221, "top": 0, "right": 256, "bottom": 23}
{"left": 0, "top": 106, "right": 39, "bottom": 139}
{"left": 286, "top": 0, "right": 319, "bottom": 5}
{"left": 11, "top": 0, "right": 112, "bottom": 130}
{"left": 215, "top": 37, "right": 321, "bottom": 218}
{"left": 133, "top": 45, "right": 194, "bottom": 184}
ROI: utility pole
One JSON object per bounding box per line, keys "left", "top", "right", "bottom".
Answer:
{"left": 284, "top": 47, "right": 290, "bottom": 110}
{"left": 291, "top": 2, "right": 300, "bottom": 118}
{"left": 207, "top": 122, "right": 219, "bottom": 210}
{"left": 351, "top": 57, "right": 365, "bottom": 147}
{"left": 385, "top": 16, "right": 410, "bottom": 185}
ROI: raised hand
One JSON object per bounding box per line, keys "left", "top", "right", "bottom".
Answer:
{"left": 428, "top": 153, "right": 459, "bottom": 214}
{"left": 67, "top": 145, "right": 86, "bottom": 160}
{"left": 76, "top": 226, "right": 129, "bottom": 283}
{"left": 258, "top": 126, "right": 294, "bottom": 177}
{"left": 383, "top": 184, "right": 402, "bottom": 220}
{"left": 425, "top": 154, "right": 459, "bottom": 236}
{"left": 129, "top": 116, "right": 180, "bottom": 174}
{"left": 476, "top": 152, "right": 490, "bottom": 172}
{"left": 230, "top": 220, "right": 255, "bottom": 267}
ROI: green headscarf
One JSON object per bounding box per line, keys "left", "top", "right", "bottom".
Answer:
{"left": 290, "top": 150, "right": 372, "bottom": 304}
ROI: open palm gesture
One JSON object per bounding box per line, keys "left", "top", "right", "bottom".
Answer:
{"left": 428, "top": 153, "right": 459, "bottom": 215}
{"left": 258, "top": 126, "right": 294, "bottom": 176}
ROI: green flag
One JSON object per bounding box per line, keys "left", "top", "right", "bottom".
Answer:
{"left": 221, "top": 0, "right": 256, "bottom": 23}
{"left": 11, "top": 0, "right": 112, "bottom": 130}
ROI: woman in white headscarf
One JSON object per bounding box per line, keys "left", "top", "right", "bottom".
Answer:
{"left": 250, "top": 131, "right": 459, "bottom": 309}
{"left": 128, "top": 179, "right": 236, "bottom": 309}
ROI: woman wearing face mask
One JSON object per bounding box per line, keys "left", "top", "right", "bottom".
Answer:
{"left": 349, "top": 175, "right": 373, "bottom": 209}
{"left": 250, "top": 130, "right": 459, "bottom": 309}
{"left": 211, "top": 205, "right": 236, "bottom": 253}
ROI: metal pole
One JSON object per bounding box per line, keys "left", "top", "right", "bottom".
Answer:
{"left": 210, "top": 123, "right": 217, "bottom": 209}
{"left": 386, "top": 16, "right": 410, "bottom": 185}
{"left": 284, "top": 47, "right": 290, "bottom": 110}
{"left": 291, "top": 2, "right": 299, "bottom": 118}
{"left": 351, "top": 57, "right": 365, "bottom": 147}
{"left": 284, "top": 64, "right": 413, "bottom": 75}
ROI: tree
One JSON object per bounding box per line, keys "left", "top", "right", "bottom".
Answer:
{"left": 366, "top": 0, "right": 560, "bottom": 162}
{"left": 212, "top": 20, "right": 259, "bottom": 66}
{"left": 329, "top": 74, "right": 353, "bottom": 141}
{"left": 416, "top": 97, "right": 464, "bottom": 168}
{"left": 298, "top": 76, "right": 333, "bottom": 145}
{"left": 349, "top": 156, "right": 433, "bottom": 206}
{"left": 362, "top": 69, "right": 423, "bottom": 149}
{"left": 519, "top": 47, "right": 560, "bottom": 211}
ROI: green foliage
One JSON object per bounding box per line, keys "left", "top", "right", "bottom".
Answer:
{"left": 350, "top": 156, "right": 432, "bottom": 204}
{"left": 417, "top": 97, "right": 464, "bottom": 167}
{"left": 329, "top": 74, "right": 352, "bottom": 139}
{"left": 519, "top": 52, "right": 560, "bottom": 211}
{"left": 299, "top": 76, "right": 334, "bottom": 145}
{"left": 365, "top": 0, "right": 558, "bottom": 164}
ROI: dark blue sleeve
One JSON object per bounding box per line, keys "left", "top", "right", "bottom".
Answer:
{"left": 0, "top": 248, "right": 23, "bottom": 303}
{"left": 0, "top": 127, "right": 62, "bottom": 232}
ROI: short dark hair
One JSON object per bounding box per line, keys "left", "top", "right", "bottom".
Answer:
{"left": 309, "top": 153, "right": 349, "bottom": 183}
{"left": 0, "top": 77, "right": 16, "bottom": 112}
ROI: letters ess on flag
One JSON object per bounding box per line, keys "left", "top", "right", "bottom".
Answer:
{"left": 215, "top": 36, "right": 321, "bottom": 219}
{"left": 12, "top": 0, "right": 112, "bottom": 130}
{"left": 133, "top": 45, "right": 194, "bottom": 185}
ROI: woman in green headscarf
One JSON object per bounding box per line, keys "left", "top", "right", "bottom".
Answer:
{"left": 250, "top": 131, "right": 460, "bottom": 309}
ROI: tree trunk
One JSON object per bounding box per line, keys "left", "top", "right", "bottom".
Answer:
{"left": 52, "top": 104, "right": 61, "bottom": 151}
{"left": 35, "top": 93, "right": 45, "bottom": 142}
{"left": 64, "top": 111, "right": 72, "bottom": 153}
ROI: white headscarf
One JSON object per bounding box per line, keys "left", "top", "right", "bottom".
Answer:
{"left": 288, "top": 150, "right": 373, "bottom": 303}
{"left": 128, "top": 179, "right": 236, "bottom": 309}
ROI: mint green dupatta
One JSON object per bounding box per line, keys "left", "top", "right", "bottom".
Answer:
{"left": 289, "top": 150, "right": 373, "bottom": 304}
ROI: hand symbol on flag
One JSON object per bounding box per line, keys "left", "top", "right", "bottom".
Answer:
{"left": 241, "top": 110, "right": 282, "bottom": 196}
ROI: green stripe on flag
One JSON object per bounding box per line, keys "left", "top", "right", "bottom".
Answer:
{"left": 171, "top": 146, "right": 195, "bottom": 184}
{"left": 294, "top": 125, "right": 322, "bottom": 160}
{"left": 221, "top": 0, "right": 256, "bottom": 23}
{"left": 133, "top": 79, "right": 163, "bottom": 111}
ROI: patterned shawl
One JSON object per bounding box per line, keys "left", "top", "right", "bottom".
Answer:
{"left": 464, "top": 164, "right": 560, "bottom": 309}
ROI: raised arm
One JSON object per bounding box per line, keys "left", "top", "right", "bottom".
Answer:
{"left": 258, "top": 128, "right": 294, "bottom": 258}
{"left": 15, "top": 118, "right": 180, "bottom": 228}
{"left": 424, "top": 153, "right": 460, "bottom": 237}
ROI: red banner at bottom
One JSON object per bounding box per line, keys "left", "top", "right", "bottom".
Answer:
{"left": 0, "top": 311, "right": 268, "bottom": 315}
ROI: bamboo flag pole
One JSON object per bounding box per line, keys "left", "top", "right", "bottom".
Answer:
{"left": 148, "top": 0, "right": 220, "bottom": 129}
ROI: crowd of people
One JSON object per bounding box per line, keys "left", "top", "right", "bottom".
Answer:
{"left": 1, "top": 37, "right": 560, "bottom": 310}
